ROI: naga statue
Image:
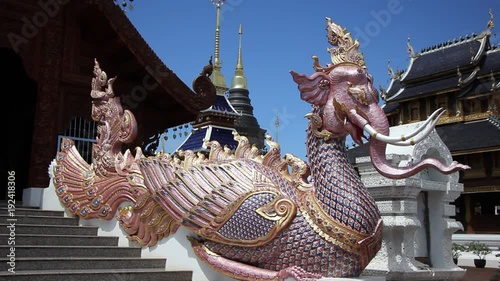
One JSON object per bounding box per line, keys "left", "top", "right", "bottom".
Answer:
{"left": 53, "top": 19, "right": 469, "bottom": 280}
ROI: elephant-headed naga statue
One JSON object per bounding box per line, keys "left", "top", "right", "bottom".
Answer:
{"left": 54, "top": 17, "right": 470, "bottom": 281}
{"left": 136, "top": 18, "right": 469, "bottom": 281}
{"left": 291, "top": 17, "right": 470, "bottom": 179}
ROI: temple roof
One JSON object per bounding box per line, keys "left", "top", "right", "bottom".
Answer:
{"left": 401, "top": 37, "right": 484, "bottom": 82}
{"left": 458, "top": 78, "right": 498, "bottom": 99}
{"left": 385, "top": 31, "right": 499, "bottom": 103}
{"left": 92, "top": 0, "right": 216, "bottom": 114}
{"left": 204, "top": 94, "right": 240, "bottom": 115}
{"left": 177, "top": 126, "right": 238, "bottom": 152}
{"left": 170, "top": 90, "right": 240, "bottom": 155}
{"left": 434, "top": 116, "right": 500, "bottom": 153}
{"left": 479, "top": 47, "right": 500, "bottom": 75}
{"left": 384, "top": 79, "right": 403, "bottom": 99}
{"left": 387, "top": 75, "right": 460, "bottom": 102}
{"left": 66, "top": 0, "right": 219, "bottom": 149}
{"left": 382, "top": 102, "right": 399, "bottom": 115}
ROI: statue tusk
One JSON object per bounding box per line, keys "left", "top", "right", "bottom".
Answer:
{"left": 391, "top": 108, "right": 445, "bottom": 142}
{"left": 364, "top": 108, "right": 445, "bottom": 146}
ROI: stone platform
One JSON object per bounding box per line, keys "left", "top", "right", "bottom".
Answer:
{"left": 285, "top": 277, "right": 386, "bottom": 281}
{"left": 319, "top": 276, "right": 385, "bottom": 281}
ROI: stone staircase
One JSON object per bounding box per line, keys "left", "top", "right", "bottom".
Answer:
{"left": 0, "top": 203, "right": 192, "bottom": 281}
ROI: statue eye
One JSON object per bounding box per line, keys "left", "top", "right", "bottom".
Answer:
{"left": 319, "top": 79, "right": 330, "bottom": 89}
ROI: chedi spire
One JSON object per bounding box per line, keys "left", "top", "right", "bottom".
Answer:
{"left": 231, "top": 24, "right": 247, "bottom": 89}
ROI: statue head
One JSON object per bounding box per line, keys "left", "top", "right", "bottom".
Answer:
{"left": 290, "top": 18, "right": 469, "bottom": 179}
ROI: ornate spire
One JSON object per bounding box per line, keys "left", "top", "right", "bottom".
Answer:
{"left": 227, "top": 23, "right": 266, "bottom": 150}
{"left": 231, "top": 24, "right": 247, "bottom": 89}
{"left": 210, "top": 0, "right": 228, "bottom": 94}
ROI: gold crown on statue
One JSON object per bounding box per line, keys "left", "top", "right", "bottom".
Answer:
{"left": 313, "top": 18, "right": 366, "bottom": 71}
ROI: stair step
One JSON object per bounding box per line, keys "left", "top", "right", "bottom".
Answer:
{"left": 0, "top": 257, "right": 166, "bottom": 271}
{"left": 0, "top": 245, "right": 142, "bottom": 257}
{"left": 0, "top": 215, "right": 78, "bottom": 226}
{"left": 0, "top": 207, "right": 191, "bottom": 279}
{"left": 0, "top": 268, "right": 192, "bottom": 281}
{"left": 0, "top": 201, "right": 27, "bottom": 207}
{"left": 0, "top": 208, "right": 65, "bottom": 217}
{"left": 0, "top": 234, "right": 119, "bottom": 246}
{"left": 0, "top": 224, "right": 98, "bottom": 236}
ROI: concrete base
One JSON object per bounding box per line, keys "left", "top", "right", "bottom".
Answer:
{"left": 284, "top": 277, "right": 385, "bottom": 281}
{"left": 22, "top": 187, "right": 44, "bottom": 207}
{"left": 319, "top": 277, "right": 386, "bottom": 281}
{"left": 363, "top": 268, "right": 465, "bottom": 281}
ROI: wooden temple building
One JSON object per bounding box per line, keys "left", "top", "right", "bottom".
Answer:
{"left": 348, "top": 13, "right": 500, "bottom": 234}
{"left": 1, "top": 0, "right": 216, "bottom": 200}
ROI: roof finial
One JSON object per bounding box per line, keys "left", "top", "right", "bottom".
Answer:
{"left": 407, "top": 36, "right": 418, "bottom": 58}
{"left": 487, "top": 8, "right": 495, "bottom": 32}
{"left": 387, "top": 58, "right": 394, "bottom": 77}
{"left": 387, "top": 58, "right": 402, "bottom": 80}
{"left": 231, "top": 23, "right": 247, "bottom": 89}
{"left": 210, "top": 0, "right": 228, "bottom": 94}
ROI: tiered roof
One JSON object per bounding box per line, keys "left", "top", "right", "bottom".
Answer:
{"left": 203, "top": 95, "right": 241, "bottom": 116}
{"left": 435, "top": 116, "right": 500, "bottom": 153}
{"left": 176, "top": 92, "right": 241, "bottom": 153}
{"left": 177, "top": 126, "right": 238, "bottom": 152}
{"left": 349, "top": 13, "right": 500, "bottom": 163}
{"left": 384, "top": 18, "right": 499, "bottom": 107}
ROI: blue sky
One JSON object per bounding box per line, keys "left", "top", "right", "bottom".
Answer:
{"left": 125, "top": 0, "right": 499, "bottom": 159}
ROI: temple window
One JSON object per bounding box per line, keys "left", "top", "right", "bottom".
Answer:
{"left": 419, "top": 98, "right": 426, "bottom": 120}
{"left": 464, "top": 98, "right": 482, "bottom": 114}
{"left": 437, "top": 95, "right": 448, "bottom": 114}
{"left": 491, "top": 95, "right": 500, "bottom": 113}
{"left": 462, "top": 153, "right": 486, "bottom": 179}
{"left": 409, "top": 100, "right": 420, "bottom": 121}
{"left": 429, "top": 96, "right": 438, "bottom": 115}
{"left": 480, "top": 97, "right": 489, "bottom": 112}
{"left": 402, "top": 103, "right": 410, "bottom": 123}
{"left": 493, "top": 151, "right": 500, "bottom": 177}
{"left": 448, "top": 96, "right": 457, "bottom": 116}
{"left": 410, "top": 108, "right": 419, "bottom": 121}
